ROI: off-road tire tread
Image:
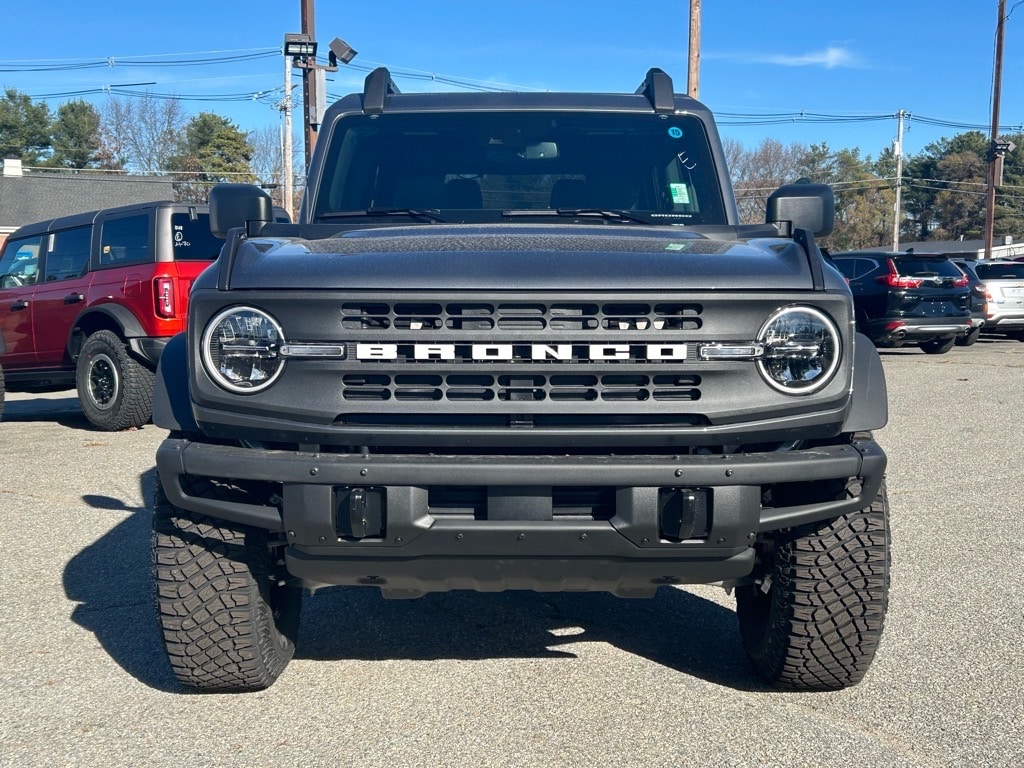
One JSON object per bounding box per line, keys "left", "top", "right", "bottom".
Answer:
{"left": 152, "top": 481, "right": 300, "bottom": 692}
{"left": 77, "top": 329, "right": 154, "bottom": 431}
{"left": 737, "top": 478, "right": 890, "bottom": 691}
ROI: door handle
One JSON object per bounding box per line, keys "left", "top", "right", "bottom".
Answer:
{"left": 64, "top": 292, "right": 85, "bottom": 305}
{"left": 12, "top": 300, "right": 29, "bottom": 311}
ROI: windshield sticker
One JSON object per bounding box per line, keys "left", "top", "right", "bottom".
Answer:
{"left": 667, "top": 126, "right": 684, "bottom": 139}
{"left": 670, "top": 183, "right": 691, "bottom": 205}
{"left": 665, "top": 243, "right": 688, "bottom": 251}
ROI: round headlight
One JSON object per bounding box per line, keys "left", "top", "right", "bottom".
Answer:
{"left": 757, "top": 306, "right": 840, "bottom": 394}
{"left": 202, "top": 306, "right": 285, "bottom": 393}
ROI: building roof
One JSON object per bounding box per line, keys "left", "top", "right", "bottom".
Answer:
{"left": 0, "top": 160, "right": 176, "bottom": 235}
{"left": 896, "top": 238, "right": 1023, "bottom": 259}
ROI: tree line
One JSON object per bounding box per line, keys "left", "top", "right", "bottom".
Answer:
{"left": 0, "top": 87, "right": 288, "bottom": 206}
{"left": 2, "top": 86, "right": 1021, "bottom": 247}
{"left": 727, "top": 132, "right": 1023, "bottom": 250}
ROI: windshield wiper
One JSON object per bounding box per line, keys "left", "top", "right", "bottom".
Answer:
{"left": 320, "top": 208, "right": 446, "bottom": 223}
{"left": 502, "top": 208, "right": 658, "bottom": 225}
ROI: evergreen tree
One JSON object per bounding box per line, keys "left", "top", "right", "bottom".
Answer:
{"left": 48, "top": 100, "right": 103, "bottom": 169}
{"left": 0, "top": 88, "right": 52, "bottom": 164}
{"left": 168, "top": 112, "right": 256, "bottom": 201}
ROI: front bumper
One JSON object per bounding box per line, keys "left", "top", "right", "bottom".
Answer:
{"left": 156, "top": 437, "right": 886, "bottom": 597}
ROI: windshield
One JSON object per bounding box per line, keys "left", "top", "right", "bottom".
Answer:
{"left": 892, "top": 257, "right": 963, "bottom": 278}
{"left": 312, "top": 111, "right": 727, "bottom": 225}
{"left": 974, "top": 262, "right": 1024, "bottom": 280}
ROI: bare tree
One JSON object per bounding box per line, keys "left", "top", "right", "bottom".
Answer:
{"left": 729, "top": 138, "right": 806, "bottom": 223}
{"left": 100, "top": 93, "right": 188, "bottom": 174}
{"left": 247, "top": 124, "right": 302, "bottom": 218}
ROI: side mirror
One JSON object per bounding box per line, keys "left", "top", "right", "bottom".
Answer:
{"left": 766, "top": 183, "right": 834, "bottom": 238}
{"left": 209, "top": 183, "right": 273, "bottom": 238}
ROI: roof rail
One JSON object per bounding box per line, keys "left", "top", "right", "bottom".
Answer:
{"left": 362, "top": 67, "right": 401, "bottom": 115}
{"left": 635, "top": 68, "right": 676, "bottom": 114}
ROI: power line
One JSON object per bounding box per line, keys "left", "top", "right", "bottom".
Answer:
{"left": 0, "top": 48, "right": 279, "bottom": 72}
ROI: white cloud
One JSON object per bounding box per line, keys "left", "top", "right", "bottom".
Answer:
{"left": 708, "top": 46, "right": 862, "bottom": 70}
{"left": 762, "top": 47, "right": 859, "bottom": 69}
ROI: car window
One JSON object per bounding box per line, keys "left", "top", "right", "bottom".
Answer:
{"left": 891, "top": 257, "right": 962, "bottom": 278}
{"left": 974, "top": 262, "right": 1024, "bottom": 280}
{"left": 833, "top": 258, "right": 856, "bottom": 279}
{"left": 44, "top": 226, "right": 92, "bottom": 282}
{"left": 170, "top": 212, "right": 224, "bottom": 260}
{"left": 0, "top": 236, "right": 43, "bottom": 288}
{"left": 99, "top": 214, "right": 149, "bottom": 267}
{"left": 854, "top": 258, "right": 881, "bottom": 279}
{"left": 835, "top": 257, "right": 880, "bottom": 280}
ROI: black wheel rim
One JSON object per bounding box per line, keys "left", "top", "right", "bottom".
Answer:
{"left": 87, "top": 353, "right": 120, "bottom": 411}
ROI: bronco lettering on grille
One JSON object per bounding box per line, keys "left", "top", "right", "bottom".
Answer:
{"left": 354, "top": 343, "right": 689, "bottom": 362}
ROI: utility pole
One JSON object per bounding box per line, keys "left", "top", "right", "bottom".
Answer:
{"left": 984, "top": 0, "right": 1007, "bottom": 259}
{"left": 282, "top": 52, "right": 294, "bottom": 216}
{"left": 301, "top": 0, "right": 319, "bottom": 165}
{"left": 687, "top": 0, "right": 701, "bottom": 98}
{"left": 892, "top": 109, "right": 905, "bottom": 251}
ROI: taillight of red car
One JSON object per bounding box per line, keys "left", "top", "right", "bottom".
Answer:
{"left": 154, "top": 277, "right": 175, "bottom": 318}
{"left": 876, "top": 259, "right": 924, "bottom": 288}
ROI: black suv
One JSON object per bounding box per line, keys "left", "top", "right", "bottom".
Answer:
{"left": 151, "top": 67, "right": 890, "bottom": 693}
{"left": 831, "top": 250, "right": 971, "bottom": 353}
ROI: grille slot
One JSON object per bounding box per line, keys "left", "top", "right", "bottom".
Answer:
{"left": 342, "top": 301, "right": 703, "bottom": 334}
{"left": 340, "top": 372, "right": 701, "bottom": 402}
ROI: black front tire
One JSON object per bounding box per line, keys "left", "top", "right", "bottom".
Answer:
{"left": 152, "top": 480, "right": 302, "bottom": 692}
{"left": 736, "top": 479, "right": 890, "bottom": 691}
{"left": 76, "top": 330, "right": 154, "bottom": 430}
{"left": 919, "top": 336, "right": 956, "bottom": 354}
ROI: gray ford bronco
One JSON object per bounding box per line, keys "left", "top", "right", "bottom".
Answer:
{"left": 151, "top": 67, "right": 890, "bottom": 692}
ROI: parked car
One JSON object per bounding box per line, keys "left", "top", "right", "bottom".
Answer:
{"left": 831, "top": 250, "right": 971, "bottom": 354}
{"left": 952, "top": 259, "right": 1024, "bottom": 341}
{"left": 0, "top": 201, "right": 224, "bottom": 430}
{"left": 951, "top": 261, "right": 988, "bottom": 346}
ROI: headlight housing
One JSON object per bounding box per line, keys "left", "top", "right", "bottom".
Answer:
{"left": 202, "top": 306, "right": 285, "bottom": 393}
{"left": 757, "top": 306, "right": 840, "bottom": 394}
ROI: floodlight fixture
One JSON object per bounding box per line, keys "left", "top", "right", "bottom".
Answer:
{"left": 328, "top": 37, "right": 358, "bottom": 67}
{"left": 284, "top": 33, "right": 317, "bottom": 59}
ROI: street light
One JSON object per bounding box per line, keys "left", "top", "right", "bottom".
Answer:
{"left": 283, "top": 33, "right": 317, "bottom": 59}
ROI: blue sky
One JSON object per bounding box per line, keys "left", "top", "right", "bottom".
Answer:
{"left": 2, "top": 0, "right": 1022, "bottom": 162}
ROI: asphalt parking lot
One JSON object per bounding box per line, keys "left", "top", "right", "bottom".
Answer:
{"left": 1, "top": 338, "right": 1023, "bottom": 768}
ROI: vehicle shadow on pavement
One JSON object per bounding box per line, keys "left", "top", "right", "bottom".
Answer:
{"left": 62, "top": 468, "right": 180, "bottom": 693}
{"left": 297, "top": 585, "right": 767, "bottom": 691}
{"left": 0, "top": 394, "right": 86, "bottom": 427}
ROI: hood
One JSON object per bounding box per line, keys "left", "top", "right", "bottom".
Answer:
{"left": 226, "top": 224, "right": 816, "bottom": 291}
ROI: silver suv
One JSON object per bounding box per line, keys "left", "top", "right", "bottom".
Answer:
{"left": 953, "top": 260, "right": 1024, "bottom": 340}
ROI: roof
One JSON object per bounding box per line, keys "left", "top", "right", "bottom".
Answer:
{"left": 836, "top": 238, "right": 1024, "bottom": 260}
{"left": 0, "top": 166, "right": 176, "bottom": 234}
